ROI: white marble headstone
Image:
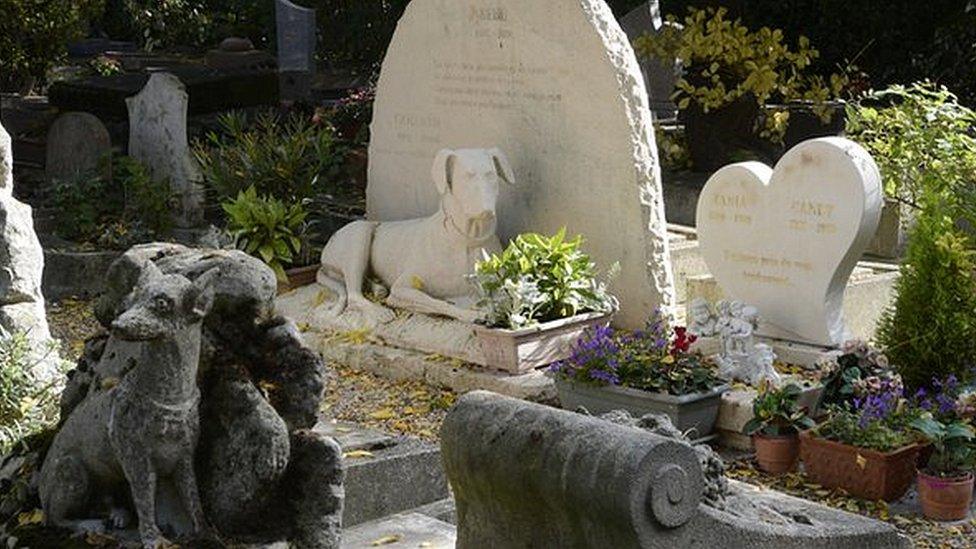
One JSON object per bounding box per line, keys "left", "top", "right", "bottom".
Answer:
{"left": 126, "top": 72, "right": 204, "bottom": 229}
{"left": 367, "top": 0, "right": 676, "bottom": 329}
{"left": 696, "top": 137, "right": 883, "bottom": 346}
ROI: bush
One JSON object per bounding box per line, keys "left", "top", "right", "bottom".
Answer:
{"left": 50, "top": 154, "right": 174, "bottom": 248}
{"left": 876, "top": 209, "right": 976, "bottom": 390}
{"left": 194, "top": 111, "right": 347, "bottom": 205}
{"left": 222, "top": 186, "right": 310, "bottom": 280}
{"left": 0, "top": 332, "right": 61, "bottom": 454}
{"left": 0, "top": 0, "right": 104, "bottom": 92}
{"left": 847, "top": 83, "right": 976, "bottom": 206}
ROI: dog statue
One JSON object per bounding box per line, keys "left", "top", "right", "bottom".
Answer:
{"left": 39, "top": 262, "right": 219, "bottom": 548}
{"left": 318, "top": 147, "right": 515, "bottom": 323}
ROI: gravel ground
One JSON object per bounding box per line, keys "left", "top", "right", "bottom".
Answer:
{"left": 725, "top": 456, "right": 976, "bottom": 548}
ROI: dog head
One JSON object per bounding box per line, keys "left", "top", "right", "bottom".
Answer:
{"left": 432, "top": 148, "right": 515, "bottom": 239}
{"left": 111, "top": 261, "right": 220, "bottom": 341}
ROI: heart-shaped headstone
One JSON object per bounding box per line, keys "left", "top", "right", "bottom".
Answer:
{"left": 696, "top": 137, "right": 883, "bottom": 346}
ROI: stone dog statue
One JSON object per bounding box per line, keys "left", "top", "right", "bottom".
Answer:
{"left": 318, "top": 148, "right": 515, "bottom": 323}
{"left": 39, "top": 261, "right": 218, "bottom": 548}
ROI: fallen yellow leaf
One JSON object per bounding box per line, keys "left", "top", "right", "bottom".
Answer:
{"left": 344, "top": 450, "right": 375, "bottom": 459}
{"left": 371, "top": 534, "right": 401, "bottom": 546}
{"left": 370, "top": 408, "right": 395, "bottom": 420}
{"left": 855, "top": 454, "right": 867, "bottom": 469}
{"left": 17, "top": 509, "right": 43, "bottom": 525}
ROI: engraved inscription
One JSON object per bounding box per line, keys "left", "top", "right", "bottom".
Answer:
{"left": 432, "top": 60, "right": 563, "bottom": 112}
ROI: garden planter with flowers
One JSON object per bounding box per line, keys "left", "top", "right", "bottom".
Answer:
{"left": 743, "top": 383, "right": 815, "bottom": 474}
{"left": 799, "top": 431, "right": 920, "bottom": 501}
{"left": 471, "top": 230, "right": 618, "bottom": 373}
{"left": 910, "top": 413, "right": 976, "bottom": 521}
{"left": 551, "top": 311, "right": 729, "bottom": 439}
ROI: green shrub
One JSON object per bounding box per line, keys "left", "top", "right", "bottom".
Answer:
{"left": 0, "top": 332, "right": 62, "bottom": 454}
{"left": 877, "top": 209, "right": 976, "bottom": 390}
{"left": 50, "top": 154, "right": 174, "bottom": 248}
{"left": 847, "top": 83, "right": 976, "bottom": 206}
{"left": 0, "top": 0, "right": 104, "bottom": 92}
{"left": 472, "top": 229, "right": 617, "bottom": 329}
{"left": 194, "top": 111, "right": 347, "bottom": 204}
{"left": 222, "top": 186, "right": 310, "bottom": 280}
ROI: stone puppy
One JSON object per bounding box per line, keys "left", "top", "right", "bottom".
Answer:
{"left": 318, "top": 148, "right": 515, "bottom": 323}
{"left": 39, "top": 262, "right": 218, "bottom": 548}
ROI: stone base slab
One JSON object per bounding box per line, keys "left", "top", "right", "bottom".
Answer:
{"left": 693, "top": 335, "right": 840, "bottom": 369}
{"left": 341, "top": 512, "right": 456, "bottom": 549}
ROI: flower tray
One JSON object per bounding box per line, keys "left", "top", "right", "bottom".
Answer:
{"left": 799, "top": 431, "right": 920, "bottom": 501}
{"left": 278, "top": 264, "right": 320, "bottom": 294}
{"left": 554, "top": 378, "right": 729, "bottom": 438}
{"left": 474, "top": 312, "right": 612, "bottom": 374}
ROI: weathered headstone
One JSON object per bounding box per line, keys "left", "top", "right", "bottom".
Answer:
{"left": 0, "top": 121, "right": 60, "bottom": 383}
{"left": 45, "top": 112, "right": 111, "bottom": 183}
{"left": 275, "top": 0, "right": 317, "bottom": 101}
{"left": 126, "top": 72, "right": 204, "bottom": 229}
{"left": 696, "top": 137, "right": 883, "bottom": 346}
{"left": 368, "top": 0, "right": 676, "bottom": 329}
{"left": 619, "top": 0, "right": 680, "bottom": 120}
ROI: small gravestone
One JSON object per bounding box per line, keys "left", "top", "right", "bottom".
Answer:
{"left": 368, "top": 0, "right": 676, "bottom": 329}
{"left": 126, "top": 72, "right": 204, "bottom": 228}
{"left": 275, "top": 0, "right": 316, "bottom": 101}
{"left": 696, "top": 137, "right": 883, "bottom": 346}
{"left": 619, "top": 0, "right": 680, "bottom": 120}
{"left": 45, "top": 112, "right": 111, "bottom": 183}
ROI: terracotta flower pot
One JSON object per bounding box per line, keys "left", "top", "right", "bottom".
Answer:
{"left": 753, "top": 433, "right": 800, "bottom": 474}
{"left": 918, "top": 471, "right": 974, "bottom": 521}
{"left": 799, "top": 431, "right": 920, "bottom": 501}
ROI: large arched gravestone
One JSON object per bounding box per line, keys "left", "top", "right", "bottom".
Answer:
{"left": 368, "top": 0, "right": 676, "bottom": 328}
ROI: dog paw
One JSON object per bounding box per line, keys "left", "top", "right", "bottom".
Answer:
{"left": 350, "top": 299, "right": 396, "bottom": 324}
{"left": 109, "top": 507, "right": 131, "bottom": 529}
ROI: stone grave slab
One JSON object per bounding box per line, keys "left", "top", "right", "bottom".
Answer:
{"left": 696, "top": 137, "right": 883, "bottom": 346}
{"left": 619, "top": 0, "right": 680, "bottom": 120}
{"left": 367, "top": 0, "right": 675, "bottom": 329}
{"left": 276, "top": 0, "right": 317, "bottom": 100}
{"left": 126, "top": 72, "right": 205, "bottom": 228}
{"left": 341, "top": 513, "right": 456, "bottom": 549}
{"left": 45, "top": 112, "right": 112, "bottom": 182}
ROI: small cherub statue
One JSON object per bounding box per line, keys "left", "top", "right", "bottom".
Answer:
{"left": 711, "top": 300, "right": 781, "bottom": 386}
{"left": 688, "top": 298, "right": 717, "bottom": 338}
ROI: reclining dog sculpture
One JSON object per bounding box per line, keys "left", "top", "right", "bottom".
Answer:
{"left": 318, "top": 147, "right": 515, "bottom": 323}
{"left": 39, "top": 261, "right": 218, "bottom": 548}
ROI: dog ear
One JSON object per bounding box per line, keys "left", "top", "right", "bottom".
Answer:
{"left": 136, "top": 260, "right": 164, "bottom": 287}
{"left": 488, "top": 148, "right": 515, "bottom": 185}
{"left": 185, "top": 267, "right": 220, "bottom": 321}
{"left": 432, "top": 149, "right": 457, "bottom": 195}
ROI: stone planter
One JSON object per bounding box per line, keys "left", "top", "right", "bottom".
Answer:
{"left": 753, "top": 433, "right": 800, "bottom": 474}
{"left": 278, "top": 264, "right": 319, "bottom": 294}
{"left": 917, "top": 471, "right": 974, "bottom": 521}
{"left": 475, "top": 312, "right": 611, "bottom": 374}
{"left": 553, "top": 377, "right": 729, "bottom": 438}
{"left": 680, "top": 95, "right": 764, "bottom": 172}
{"left": 799, "top": 431, "right": 920, "bottom": 501}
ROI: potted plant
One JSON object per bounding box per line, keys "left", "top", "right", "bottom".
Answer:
{"left": 634, "top": 7, "right": 848, "bottom": 170}
{"left": 743, "top": 382, "right": 816, "bottom": 474}
{"left": 910, "top": 414, "right": 975, "bottom": 521}
{"left": 815, "top": 339, "right": 896, "bottom": 412}
{"left": 550, "top": 310, "right": 729, "bottom": 438}
{"left": 470, "top": 229, "right": 618, "bottom": 373}
{"left": 800, "top": 374, "right": 922, "bottom": 501}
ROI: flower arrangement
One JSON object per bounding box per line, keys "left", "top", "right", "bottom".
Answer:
{"left": 816, "top": 339, "right": 896, "bottom": 410}
{"left": 472, "top": 229, "right": 617, "bottom": 330}
{"left": 812, "top": 373, "right": 918, "bottom": 453}
{"left": 549, "top": 310, "right": 723, "bottom": 396}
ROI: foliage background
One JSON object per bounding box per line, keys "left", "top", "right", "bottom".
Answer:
{"left": 607, "top": 0, "right": 976, "bottom": 106}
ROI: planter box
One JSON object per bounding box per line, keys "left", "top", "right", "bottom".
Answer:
{"left": 474, "top": 312, "right": 611, "bottom": 374}
{"left": 279, "top": 264, "right": 319, "bottom": 294}
{"left": 799, "top": 431, "right": 920, "bottom": 501}
{"left": 554, "top": 377, "right": 729, "bottom": 438}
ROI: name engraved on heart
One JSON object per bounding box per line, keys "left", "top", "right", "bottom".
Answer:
{"left": 697, "top": 138, "right": 883, "bottom": 346}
